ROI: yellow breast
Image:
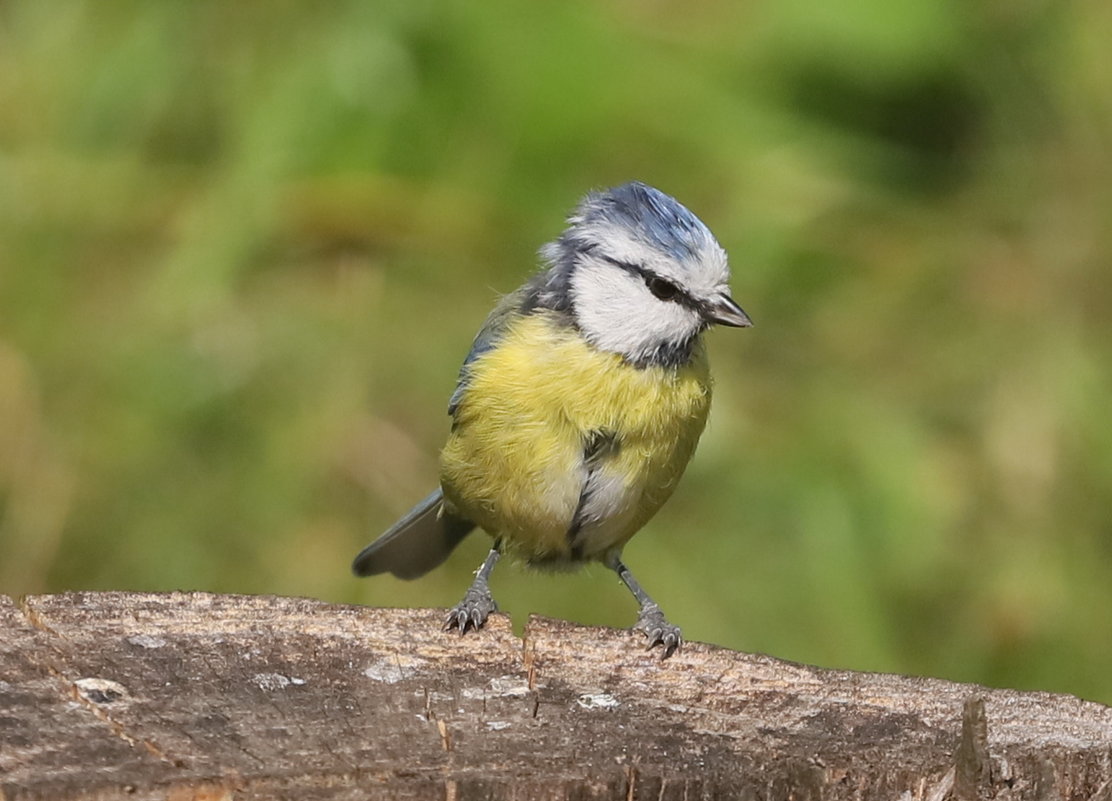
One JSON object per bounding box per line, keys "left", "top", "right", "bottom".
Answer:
{"left": 439, "top": 312, "right": 712, "bottom": 565}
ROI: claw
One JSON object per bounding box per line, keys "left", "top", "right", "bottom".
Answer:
{"left": 444, "top": 586, "right": 497, "bottom": 636}
{"left": 633, "top": 604, "right": 682, "bottom": 659}
{"left": 659, "top": 631, "right": 682, "bottom": 659}
{"left": 444, "top": 608, "right": 469, "bottom": 633}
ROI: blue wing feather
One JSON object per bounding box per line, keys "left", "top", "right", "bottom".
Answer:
{"left": 351, "top": 488, "right": 475, "bottom": 579}
{"left": 448, "top": 286, "right": 531, "bottom": 418}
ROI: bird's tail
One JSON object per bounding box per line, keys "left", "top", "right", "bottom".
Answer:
{"left": 352, "top": 488, "right": 475, "bottom": 580}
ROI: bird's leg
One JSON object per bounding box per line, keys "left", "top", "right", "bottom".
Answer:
{"left": 444, "top": 542, "right": 501, "bottom": 634}
{"left": 607, "top": 554, "right": 682, "bottom": 657}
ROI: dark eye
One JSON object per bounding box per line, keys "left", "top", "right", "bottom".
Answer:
{"left": 646, "top": 276, "right": 680, "bottom": 301}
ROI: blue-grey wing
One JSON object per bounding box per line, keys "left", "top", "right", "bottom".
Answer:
{"left": 351, "top": 488, "right": 474, "bottom": 579}
{"left": 447, "top": 286, "right": 530, "bottom": 419}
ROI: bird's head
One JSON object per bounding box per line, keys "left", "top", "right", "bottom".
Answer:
{"left": 540, "top": 181, "right": 751, "bottom": 367}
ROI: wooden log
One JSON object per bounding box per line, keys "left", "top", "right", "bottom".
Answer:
{"left": 1, "top": 592, "right": 1110, "bottom": 800}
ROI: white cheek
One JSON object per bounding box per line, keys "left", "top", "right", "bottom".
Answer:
{"left": 570, "top": 266, "right": 702, "bottom": 362}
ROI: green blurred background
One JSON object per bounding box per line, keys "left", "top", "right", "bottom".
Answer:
{"left": 2, "top": 1, "right": 1111, "bottom": 702}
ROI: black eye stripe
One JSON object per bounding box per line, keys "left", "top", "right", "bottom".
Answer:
{"left": 645, "top": 275, "right": 679, "bottom": 301}
{"left": 589, "top": 252, "right": 703, "bottom": 311}
{"left": 595, "top": 253, "right": 640, "bottom": 274}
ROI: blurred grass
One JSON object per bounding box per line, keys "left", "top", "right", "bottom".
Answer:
{"left": 2, "top": 1, "right": 1112, "bottom": 702}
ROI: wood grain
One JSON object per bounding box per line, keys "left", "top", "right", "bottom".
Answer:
{"left": 1, "top": 592, "right": 1109, "bottom": 800}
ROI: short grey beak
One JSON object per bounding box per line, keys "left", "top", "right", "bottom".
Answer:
{"left": 705, "top": 293, "right": 753, "bottom": 328}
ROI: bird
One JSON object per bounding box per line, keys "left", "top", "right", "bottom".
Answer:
{"left": 352, "top": 181, "right": 751, "bottom": 656}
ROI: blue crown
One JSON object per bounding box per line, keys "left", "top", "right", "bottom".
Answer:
{"left": 579, "top": 181, "right": 714, "bottom": 261}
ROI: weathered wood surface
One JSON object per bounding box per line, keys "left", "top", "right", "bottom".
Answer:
{"left": 1, "top": 593, "right": 1110, "bottom": 800}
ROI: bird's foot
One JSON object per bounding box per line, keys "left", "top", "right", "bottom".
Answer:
{"left": 444, "top": 585, "right": 498, "bottom": 634}
{"left": 633, "top": 603, "right": 682, "bottom": 658}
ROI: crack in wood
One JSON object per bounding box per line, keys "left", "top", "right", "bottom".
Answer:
{"left": 925, "top": 767, "right": 955, "bottom": 801}
{"left": 15, "top": 594, "right": 182, "bottom": 769}
{"left": 16, "top": 594, "right": 65, "bottom": 640}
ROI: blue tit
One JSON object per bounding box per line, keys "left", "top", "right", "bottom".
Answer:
{"left": 353, "top": 181, "right": 751, "bottom": 655}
